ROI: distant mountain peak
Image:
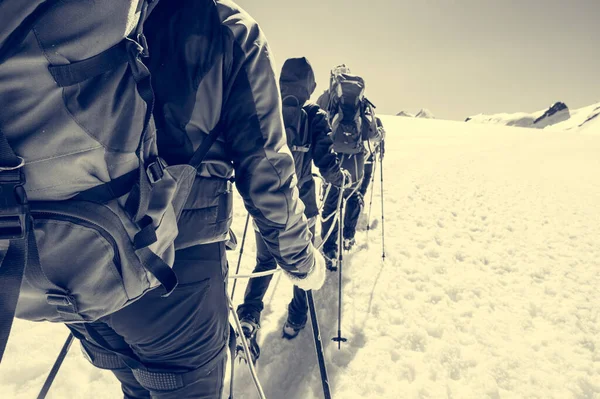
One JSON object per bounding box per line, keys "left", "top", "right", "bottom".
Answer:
{"left": 396, "top": 109, "right": 435, "bottom": 119}
{"left": 415, "top": 108, "right": 435, "bottom": 119}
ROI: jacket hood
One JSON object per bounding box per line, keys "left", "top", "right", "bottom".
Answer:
{"left": 279, "top": 57, "right": 317, "bottom": 105}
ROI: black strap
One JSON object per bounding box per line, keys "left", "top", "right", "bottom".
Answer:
{"left": 0, "top": 238, "right": 27, "bottom": 362}
{"left": 188, "top": 127, "right": 223, "bottom": 171}
{"left": 0, "top": 132, "right": 29, "bottom": 365}
{"left": 135, "top": 247, "right": 178, "bottom": 296}
{"left": 132, "top": 216, "right": 158, "bottom": 250}
{"left": 48, "top": 41, "right": 130, "bottom": 87}
{"left": 73, "top": 169, "right": 138, "bottom": 203}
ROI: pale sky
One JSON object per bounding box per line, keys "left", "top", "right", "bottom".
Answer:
{"left": 235, "top": 0, "right": 600, "bottom": 120}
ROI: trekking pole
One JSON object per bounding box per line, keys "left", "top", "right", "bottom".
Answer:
{"left": 332, "top": 177, "right": 348, "bottom": 349}
{"left": 366, "top": 154, "right": 378, "bottom": 240}
{"left": 380, "top": 154, "right": 386, "bottom": 260}
{"left": 307, "top": 291, "right": 332, "bottom": 399}
{"left": 230, "top": 213, "right": 250, "bottom": 300}
{"left": 36, "top": 333, "right": 74, "bottom": 399}
{"left": 228, "top": 296, "right": 266, "bottom": 399}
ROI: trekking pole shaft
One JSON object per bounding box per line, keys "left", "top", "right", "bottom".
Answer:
{"left": 366, "top": 155, "right": 377, "bottom": 235}
{"left": 380, "top": 157, "right": 385, "bottom": 259}
{"left": 336, "top": 193, "right": 345, "bottom": 349}
{"left": 37, "top": 333, "right": 75, "bottom": 399}
{"left": 230, "top": 213, "right": 250, "bottom": 300}
{"left": 307, "top": 291, "right": 332, "bottom": 399}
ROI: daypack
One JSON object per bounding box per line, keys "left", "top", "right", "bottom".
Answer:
{"left": 0, "top": 0, "right": 219, "bottom": 362}
{"left": 279, "top": 58, "right": 315, "bottom": 183}
{"left": 282, "top": 96, "right": 311, "bottom": 158}
{"left": 327, "top": 67, "right": 375, "bottom": 155}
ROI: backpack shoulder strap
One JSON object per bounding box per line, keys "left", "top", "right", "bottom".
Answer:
{"left": 188, "top": 126, "right": 222, "bottom": 170}
{"left": 303, "top": 103, "right": 321, "bottom": 123}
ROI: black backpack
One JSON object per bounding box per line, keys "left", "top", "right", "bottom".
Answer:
{"left": 327, "top": 69, "right": 370, "bottom": 154}
{"left": 282, "top": 95, "right": 311, "bottom": 156}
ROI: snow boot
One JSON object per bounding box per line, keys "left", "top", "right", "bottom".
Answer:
{"left": 343, "top": 237, "right": 356, "bottom": 251}
{"left": 323, "top": 249, "right": 338, "bottom": 272}
{"left": 282, "top": 319, "right": 305, "bottom": 340}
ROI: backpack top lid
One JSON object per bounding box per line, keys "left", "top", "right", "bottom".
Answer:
{"left": 279, "top": 57, "right": 317, "bottom": 105}
{"left": 332, "top": 64, "right": 350, "bottom": 76}
{"left": 331, "top": 73, "right": 365, "bottom": 108}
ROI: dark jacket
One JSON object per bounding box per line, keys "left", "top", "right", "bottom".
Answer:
{"left": 279, "top": 57, "right": 344, "bottom": 219}
{"left": 144, "top": 0, "right": 315, "bottom": 275}
{"left": 299, "top": 104, "right": 345, "bottom": 218}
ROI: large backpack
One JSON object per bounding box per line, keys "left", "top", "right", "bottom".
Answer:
{"left": 0, "top": 0, "right": 218, "bottom": 362}
{"left": 327, "top": 67, "right": 373, "bottom": 154}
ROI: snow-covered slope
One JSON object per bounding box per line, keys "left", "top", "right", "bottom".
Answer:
{"left": 546, "top": 102, "right": 600, "bottom": 134}
{"left": 396, "top": 111, "right": 415, "bottom": 117}
{"left": 2, "top": 116, "right": 600, "bottom": 399}
{"left": 466, "top": 102, "right": 570, "bottom": 129}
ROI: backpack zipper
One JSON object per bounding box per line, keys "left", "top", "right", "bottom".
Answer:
{"left": 30, "top": 211, "right": 122, "bottom": 272}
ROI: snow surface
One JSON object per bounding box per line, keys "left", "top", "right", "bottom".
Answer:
{"left": 2, "top": 116, "right": 600, "bottom": 399}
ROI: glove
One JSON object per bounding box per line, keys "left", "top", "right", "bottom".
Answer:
{"left": 283, "top": 249, "right": 326, "bottom": 291}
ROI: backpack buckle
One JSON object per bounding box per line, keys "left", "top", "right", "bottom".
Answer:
{"left": 146, "top": 158, "right": 167, "bottom": 184}
{"left": 0, "top": 159, "right": 28, "bottom": 240}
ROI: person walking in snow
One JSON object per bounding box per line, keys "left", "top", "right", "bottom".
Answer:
{"left": 319, "top": 65, "right": 384, "bottom": 268}
{"left": 236, "top": 57, "right": 350, "bottom": 357}
{"left": 53, "top": 1, "right": 327, "bottom": 398}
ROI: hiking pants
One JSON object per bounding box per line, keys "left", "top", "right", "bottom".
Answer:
{"left": 236, "top": 223, "right": 316, "bottom": 328}
{"left": 68, "top": 242, "right": 230, "bottom": 399}
{"left": 359, "top": 160, "right": 375, "bottom": 197}
{"left": 321, "top": 152, "right": 365, "bottom": 254}
{"left": 321, "top": 181, "right": 363, "bottom": 254}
